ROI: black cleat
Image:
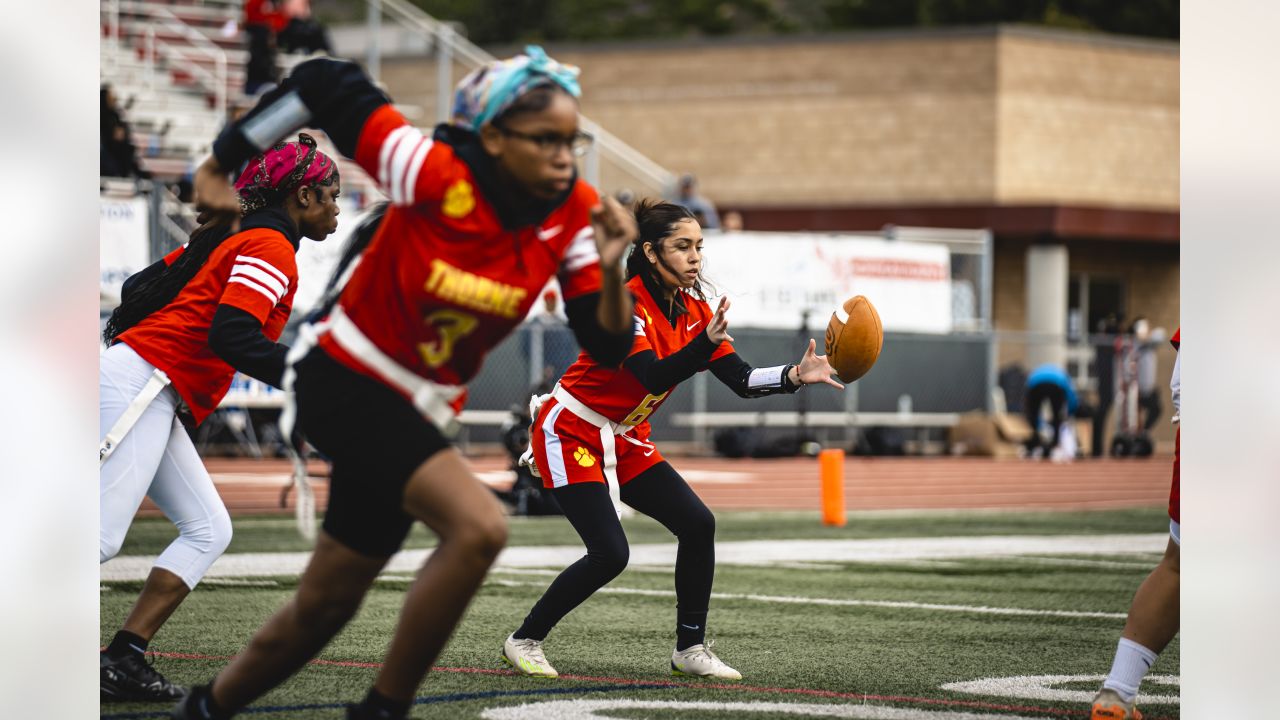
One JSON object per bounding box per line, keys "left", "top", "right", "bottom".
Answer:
{"left": 101, "top": 650, "right": 187, "bottom": 702}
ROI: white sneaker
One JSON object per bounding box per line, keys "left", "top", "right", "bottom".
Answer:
{"left": 502, "top": 633, "right": 558, "bottom": 678}
{"left": 670, "top": 643, "right": 742, "bottom": 680}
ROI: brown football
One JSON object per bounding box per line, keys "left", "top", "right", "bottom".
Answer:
{"left": 824, "top": 295, "right": 884, "bottom": 383}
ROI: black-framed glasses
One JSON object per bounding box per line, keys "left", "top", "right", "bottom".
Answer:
{"left": 495, "top": 126, "right": 595, "bottom": 157}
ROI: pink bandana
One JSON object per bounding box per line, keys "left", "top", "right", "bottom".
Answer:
{"left": 234, "top": 132, "right": 337, "bottom": 215}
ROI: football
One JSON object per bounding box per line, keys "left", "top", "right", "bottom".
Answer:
{"left": 824, "top": 295, "right": 883, "bottom": 383}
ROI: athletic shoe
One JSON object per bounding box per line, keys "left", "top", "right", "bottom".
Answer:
{"left": 670, "top": 643, "right": 742, "bottom": 680}
{"left": 502, "top": 633, "right": 559, "bottom": 678}
{"left": 1090, "top": 688, "right": 1144, "bottom": 720}
{"left": 102, "top": 650, "right": 186, "bottom": 702}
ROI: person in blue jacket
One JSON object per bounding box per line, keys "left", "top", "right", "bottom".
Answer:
{"left": 1024, "top": 363, "right": 1078, "bottom": 459}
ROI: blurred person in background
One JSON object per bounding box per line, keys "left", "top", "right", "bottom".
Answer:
{"left": 1131, "top": 317, "right": 1165, "bottom": 433}
{"left": 1022, "top": 362, "right": 1079, "bottom": 461}
{"left": 277, "top": 0, "right": 333, "bottom": 56}
{"left": 243, "top": 0, "right": 287, "bottom": 94}
{"left": 99, "top": 135, "right": 340, "bottom": 702}
{"left": 172, "top": 48, "right": 636, "bottom": 720}
{"left": 1090, "top": 328, "right": 1179, "bottom": 720}
{"left": 721, "top": 210, "right": 744, "bottom": 232}
{"left": 1091, "top": 314, "right": 1121, "bottom": 458}
{"left": 502, "top": 199, "right": 842, "bottom": 682}
{"left": 101, "top": 84, "right": 150, "bottom": 179}
{"left": 666, "top": 173, "right": 720, "bottom": 230}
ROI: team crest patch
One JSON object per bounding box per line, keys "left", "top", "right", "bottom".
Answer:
{"left": 442, "top": 179, "right": 476, "bottom": 218}
{"left": 573, "top": 447, "right": 596, "bottom": 468}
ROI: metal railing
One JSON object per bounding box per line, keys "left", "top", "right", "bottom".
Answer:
{"left": 366, "top": 0, "right": 676, "bottom": 193}
{"left": 118, "top": 1, "right": 230, "bottom": 128}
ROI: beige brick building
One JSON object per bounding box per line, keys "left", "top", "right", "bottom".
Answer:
{"left": 381, "top": 24, "right": 1179, "bottom": 442}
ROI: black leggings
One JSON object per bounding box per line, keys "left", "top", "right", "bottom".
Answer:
{"left": 1024, "top": 382, "right": 1067, "bottom": 454}
{"left": 514, "top": 462, "right": 715, "bottom": 645}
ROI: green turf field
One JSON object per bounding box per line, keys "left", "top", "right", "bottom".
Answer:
{"left": 101, "top": 508, "right": 1180, "bottom": 719}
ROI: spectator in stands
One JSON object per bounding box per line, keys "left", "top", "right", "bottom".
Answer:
{"left": 721, "top": 210, "right": 744, "bottom": 232}
{"left": 667, "top": 173, "right": 720, "bottom": 230}
{"left": 100, "top": 84, "right": 150, "bottom": 179}
{"left": 277, "top": 0, "right": 333, "bottom": 56}
{"left": 243, "top": 0, "right": 287, "bottom": 94}
{"left": 1023, "top": 363, "right": 1079, "bottom": 460}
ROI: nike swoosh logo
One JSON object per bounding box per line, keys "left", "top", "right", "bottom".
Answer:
{"left": 686, "top": 321, "right": 701, "bottom": 332}
{"left": 536, "top": 224, "right": 563, "bottom": 241}
{"left": 680, "top": 624, "right": 700, "bottom": 630}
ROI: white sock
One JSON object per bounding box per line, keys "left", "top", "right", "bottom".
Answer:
{"left": 1102, "top": 637, "right": 1159, "bottom": 703}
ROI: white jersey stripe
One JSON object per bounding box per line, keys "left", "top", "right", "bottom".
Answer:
{"left": 234, "top": 255, "right": 289, "bottom": 286}
{"left": 389, "top": 130, "right": 426, "bottom": 205}
{"left": 228, "top": 276, "right": 282, "bottom": 306}
{"left": 401, "top": 136, "right": 433, "bottom": 205}
{"left": 541, "top": 403, "right": 570, "bottom": 488}
{"left": 378, "top": 126, "right": 413, "bottom": 191}
{"left": 230, "top": 265, "right": 286, "bottom": 301}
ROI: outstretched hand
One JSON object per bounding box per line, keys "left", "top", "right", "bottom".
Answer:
{"left": 706, "top": 296, "right": 734, "bottom": 344}
{"left": 590, "top": 195, "right": 638, "bottom": 269}
{"left": 193, "top": 156, "right": 241, "bottom": 231}
{"left": 796, "top": 338, "right": 844, "bottom": 389}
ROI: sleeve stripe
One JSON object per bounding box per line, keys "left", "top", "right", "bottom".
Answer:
{"left": 561, "top": 227, "right": 600, "bottom": 271}
{"left": 389, "top": 131, "right": 428, "bottom": 204}
{"left": 378, "top": 126, "right": 413, "bottom": 191}
{"left": 231, "top": 265, "right": 287, "bottom": 300}
{"left": 401, "top": 136, "right": 433, "bottom": 205}
{"left": 234, "top": 255, "right": 289, "bottom": 286}
{"left": 228, "top": 276, "right": 282, "bottom": 305}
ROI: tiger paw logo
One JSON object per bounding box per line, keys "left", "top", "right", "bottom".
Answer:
{"left": 442, "top": 179, "right": 475, "bottom": 218}
{"left": 573, "top": 447, "right": 596, "bottom": 468}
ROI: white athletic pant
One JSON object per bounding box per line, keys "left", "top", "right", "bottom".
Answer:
{"left": 100, "top": 343, "right": 232, "bottom": 589}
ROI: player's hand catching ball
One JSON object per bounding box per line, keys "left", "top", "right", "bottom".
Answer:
{"left": 792, "top": 338, "right": 844, "bottom": 389}
{"left": 706, "top": 297, "right": 734, "bottom": 344}
{"left": 590, "top": 195, "right": 639, "bottom": 269}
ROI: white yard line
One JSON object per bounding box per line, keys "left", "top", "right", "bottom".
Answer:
{"left": 102, "top": 533, "right": 1166, "bottom": 583}
{"left": 482, "top": 580, "right": 1126, "bottom": 620}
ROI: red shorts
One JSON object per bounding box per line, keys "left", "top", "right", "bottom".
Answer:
{"left": 531, "top": 396, "right": 664, "bottom": 489}
{"left": 1169, "top": 428, "right": 1180, "bottom": 523}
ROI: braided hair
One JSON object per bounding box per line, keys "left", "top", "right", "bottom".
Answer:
{"left": 102, "top": 219, "right": 234, "bottom": 344}
{"left": 625, "top": 198, "right": 713, "bottom": 310}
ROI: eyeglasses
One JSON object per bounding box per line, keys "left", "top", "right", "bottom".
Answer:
{"left": 495, "top": 125, "right": 595, "bottom": 157}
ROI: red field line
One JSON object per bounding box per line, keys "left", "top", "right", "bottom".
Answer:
{"left": 137, "top": 650, "right": 1177, "bottom": 719}
{"left": 133, "top": 456, "right": 1172, "bottom": 518}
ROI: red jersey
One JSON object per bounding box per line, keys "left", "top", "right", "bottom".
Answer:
{"left": 316, "top": 105, "right": 603, "bottom": 404}
{"left": 118, "top": 228, "right": 298, "bottom": 424}
{"left": 559, "top": 275, "right": 733, "bottom": 426}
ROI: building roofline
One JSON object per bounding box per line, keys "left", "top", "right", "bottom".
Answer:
{"left": 482, "top": 23, "right": 1177, "bottom": 58}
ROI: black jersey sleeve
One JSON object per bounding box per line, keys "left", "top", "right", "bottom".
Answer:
{"left": 207, "top": 305, "right": 290, "bottom": 388}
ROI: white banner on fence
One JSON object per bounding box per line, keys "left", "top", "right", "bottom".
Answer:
{"left": 100, "top": 196, "right": 150, "bottom": 303}
{"left": 701, "top": 231, "right": 952, "bottom": 333}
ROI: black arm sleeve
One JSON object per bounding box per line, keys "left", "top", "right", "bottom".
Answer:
{"left": 564, "top": 292, "right": 633, "bottom": 368}
{"left": 120, "top": 259, "right": 166, "bottom": 302}
{"left": 622, "top": 333, "right": 719, "bottom": 396}
{"left": 212, "top": 58, "right": 390, "bottom": 171}
{"left": 708, "top": 352, "right": 801, "bottom": 399}
{"left": 207, "top": 305, "right": 290, "bottom": 388}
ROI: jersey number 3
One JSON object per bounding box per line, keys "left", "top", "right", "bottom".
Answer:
{"left": 418, "top": 310, "right": 479, "bottom": 368}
